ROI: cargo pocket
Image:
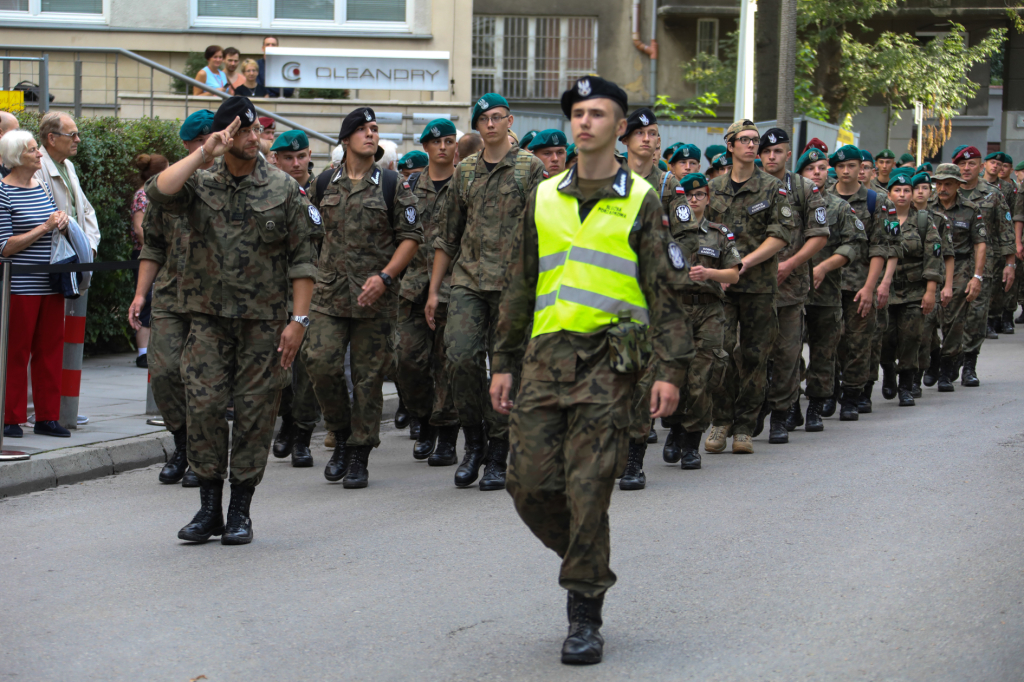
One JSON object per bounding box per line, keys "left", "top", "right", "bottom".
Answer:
{"left": 710, "top": 347, "right": 730, "bottom": 389}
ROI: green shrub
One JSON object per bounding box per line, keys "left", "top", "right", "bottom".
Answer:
{"left": 14, "top": 111, "right": 186, "bottom": 354}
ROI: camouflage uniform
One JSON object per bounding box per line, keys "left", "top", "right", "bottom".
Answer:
{"left": 395, "top": 171, "right": 458, "bottom": 426}
{"left": 643, "top": 165, "right": 680, "bottom": 216}
{"left": 707, "top": 167, "right": 794, "bottom": 436}
{"left": 927, "top": 194, "right": 987, "bottom": 359}
{"left": 917, "top": 208, "right": 954, "bottom": 372}
{"left": 961, "top": 180, "right": 1015, "bottom": 353}
{"left": 303, "top": 166, "right": 423, "bottom": 448}
{"left": 146, "top": 157, "right": 319, "bottom": 486}
{"left": 767, "top": 172, "right": 828, "bottom": 412}
{"left": 880, "top": 210, "right": 944, "bottom": 371}
{"left": 804, "top": 193, "right": 865, "bottom": 399}
{"left": 496, "top": 166, "right": 692, "bottom": 598}
{"left": 435, "top": 146, "right": 545, "bottom": 441}
{"left": 1013, "top": 189, "right": 1024, "bottom": 312}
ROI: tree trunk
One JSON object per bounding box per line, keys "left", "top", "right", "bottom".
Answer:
{"left": 813, "top": 29, "right": 845, "bottom": 124}
{"left": 776, "top": 0, "right": 797, "bottom": 132}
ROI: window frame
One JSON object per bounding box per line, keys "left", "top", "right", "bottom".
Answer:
{"left": 190, "top": 0, "right": 413, "bottom": 33}
{"left": 0, "top": 0, "right": 107, "bottom": 24}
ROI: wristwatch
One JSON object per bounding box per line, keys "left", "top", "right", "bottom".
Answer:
{"left": 290, "top": 315, "right": 311, "bottom": 328}
{"left": 1008, "top": 263, "right": 1017, "bottom": 269}
{"left": 973, "top": 274, "right": 984, "bottom": 282}
{"left": 378, "top": 272, "right": 394, "bottom": 287}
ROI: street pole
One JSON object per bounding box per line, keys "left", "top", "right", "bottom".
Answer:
{"left": 735, "top": 0, "right": 757, "bottom": 121}
{"left": 914, "top": 101, "right": 924, "bottom": 167}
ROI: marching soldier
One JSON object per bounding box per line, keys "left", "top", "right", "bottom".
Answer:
{"left": 914, "top": 172, "right": 955, "bottom": 393}
{"left": 147, "top": 96, "right": 319, "bottom": 544}
{"left": 668, "top": 144, "right": 702, "bottom": 182}
{"left": 982, "top": 151, "right": 1018, "bottom": 335}
{"left": 490, "top": 76, "right": 691, "bottom": 665}
{"left": 622, "top": 108, "right": 678, "bottom": 212}
{"left": 706, "top": 152, "right": 730, "bottom": 181}
{"left": 398, "top": 150, "right": 429, "bottom": 179}
{"left": 528, "top": 129, "right": 569, "bottom": 176}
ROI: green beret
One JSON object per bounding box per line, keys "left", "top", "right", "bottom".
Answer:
{"left": 985, "top": 151, "right": 1012, "bottom": 165}
{"left": 890, "top": 166, "right": 914, "bottom": 180}
{"left": 669, "top": 143, "right": 701, "bottom": 164}
{"left": 916, "top": 162, "right": 933, "bottom": 174}
{"left": 887, "top": 172, "right": 912, "bottom": 190}
{"left": 796, "top": 148, "right": 827, "bottom": 173}
{"left": 398, "top": 150, "right": 429, "bottom": 170}
{"left": 270, "top": 130, "right": 309, "bottom": 153}
{"left": 658, "top": 159, "right": 668, "bottom": 171}
{"left": 662, "top": 142, "right": 683, "bottom": 161}
{"left": 519, "top": 130, "right": 539, "bottom": 149}
{"left": 710, "top": 152, "right": 731, "bottom": 169}
{"left": 565, "top": 143, "right": 577, "bottom": 161}
{"left": 1016, "top": 160, "right": 1024, "bottom": 172}
{"left": 829, "top": 144, "right": 862, "bottom": 167}
{"left": 179, "top": 110, "right": 215, "bottom": 141}
{"left": 471, "top": 93, "right": 510, "bottom": 129}
{"left": 705, "top": 144, "right": 726, "bottom": 163}
{"left": 911, "top": 172, "right": 931, "bottom": 187}
{"left": 679, "top": 173, "right": 708, "bottom": 191}
{"left": 754, "top": 158, "right": 763, "bottom": 167}
{"left": 898, "top": 152, "right": 915, "bottom": 164}
{"left": 419, "top": 118, "right": 457, "bottom": 144}
{"left": 876, "top": 149, "right": 895, "bottom": 160}
{"left": 860, "top": 150, "right": 873, "bottom": 164}
{"left": 528, "top": 128, "right": 568, "bottom": 151}
{"left": 827, "top": 167, "right": 837, "bottom": 179}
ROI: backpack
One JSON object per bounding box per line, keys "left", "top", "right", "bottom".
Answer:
{"left": 458, "top": 149, "right": 535, "bottom": 204}
{"left": 314, "top": 166, "right": 399, "bottom": 216}
{"left": 866, "top": 189, "right": 877, "bottom": 216}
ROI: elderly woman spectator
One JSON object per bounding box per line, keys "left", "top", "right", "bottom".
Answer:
{"left": 0, "top": 130, "right": 71, "bottom": 438}
{"left": 233, "top": 59, "right": 265, "bottom": 98}
{"left": 376, "top": 139, "right": 398, "bottom": 171}
{"left": 129, "top": 153, "right": 168, "bottom": 369}
{"left": 193, "top": 45, "right": 228, "bottom": 96}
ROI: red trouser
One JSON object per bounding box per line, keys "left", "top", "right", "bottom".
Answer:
{"left": 4, "top": 293, "right": 65, "bottom": 424}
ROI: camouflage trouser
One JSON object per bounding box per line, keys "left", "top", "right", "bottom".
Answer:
{"left": 918, "top": 290, "right": 942, "bottom": 371}
{"left": 768, "top": 303, "right": 804, "bottom": 411}
{"left": 304, "top": 312, "right": 394, "bottom": 448}
{"left": 837, "top": 290, "right": 877, "bottom": 391}
{"left": 663, "top": 301, "right": 726, "bottom": 433}
{"left": 804, "top": 305, "right": 843, "bottom": 399}
{"left": 277, "top": 336, "right": 321, "bottom": 433}
{"left": 963, "top": 274, "right": 993, "bottom": 355}
{"left": 712, "top": 292, "right": 778, "bottom": 436}
{"left": 445, "top": 286, "right": 517, "bottom": 440}
{"left": 941, "top": 274, "right": 972, "bottom": 360}
{"left": 507, "top": 352, "right": 633, "bottom": 599}
{"left": 627, "top": 362, "right": 655, "bottom": 444}
{"left": 182, "top": 314, "right": 288, "bottom": 487}
{"left": 881, "top": 302, "right": 923, "bottom": 371}
{"left": 868, "top": 306, "right": 889, "bottom": 382}
{"left": 1005, "top": 269, "right": 1021, "bottom": 314}
{"left": 149, "top": 310, "right": 190, "bottom": 433}
{"left": 395, "top": 300, "right": 458, "bottom": 426}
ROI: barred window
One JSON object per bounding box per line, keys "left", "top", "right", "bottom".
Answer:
{"left": 472, "top": 15, "right": 598, "bottom": 101}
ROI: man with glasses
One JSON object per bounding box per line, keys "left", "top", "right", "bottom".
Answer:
{"left": 35, "top": 111, "right": 100, "bottom": 254}
{"left": 147, "top": 96, "right": 320, "bottom": 545}
{"left": 703, "top": 120, "right": 793, "bottom": 455}
{"left": 428, "top": 92, "right": 545, "bottom": 492}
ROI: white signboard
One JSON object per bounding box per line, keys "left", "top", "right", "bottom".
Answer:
{"left": 264, "top": 48, "right": 449, "bottom": 91}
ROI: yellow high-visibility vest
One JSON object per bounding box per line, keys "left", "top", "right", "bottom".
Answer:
{"left": 532, "top": 168, "right": 651, "bottom": 338}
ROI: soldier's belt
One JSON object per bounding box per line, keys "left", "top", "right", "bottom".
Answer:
{"left": 680, "top": 293, "right": 720, "bottom": 305}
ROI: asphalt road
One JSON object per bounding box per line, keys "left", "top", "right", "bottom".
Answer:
{"left": 3, "top": 337, "right": 1024, "bottom": 682}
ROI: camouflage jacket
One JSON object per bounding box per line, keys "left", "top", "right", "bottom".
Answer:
{"left": 146, "top": 156, "right": 319, "bottom": 321}
{"left": 808, "top": 192, "right": 866, "bottom": 308}
{"left": 400, "top": 171, "right": 455, "bottom": 304}
{"left": 870, "top": 177, "right": 888, "bottom": 194}
{"left": 890, "top": 209, "right": 944, "bottom": 305}
{"left": 960, "top": 180, "right": 1015, "bottom": 273}
{"left": 705, "top": 167, "right": 794, "bottom": 295}
{"left": 307, "top": 165, "right": 423, "bottom": 319}
{"left": 435, "top": 145, "right": 545, "bottom": 292}
{"left": 643, "top": 165, "right": 680, "bottom": 216}
{"left": 493, "top": 165, "right": 693, "bottom": 387}
{"left": 775, "top": 171, "right": 829, "bottom": 306}
{"left": 924, "top": 205, "right": 955, "bottom": 260}
{"left": 835, "top": 183, "right": 899, "bottom": 292}
{"left": 666, "top": 206, "right": 742, "bottom": 300}
{"left": 1013, "top": 183, "right": 1024, "bottom": 225}
{"left": 927, "top": 194, "right": 986, "bottom": 260}
{"left": 138, "top": 203, "right": 189, "bottom": 314}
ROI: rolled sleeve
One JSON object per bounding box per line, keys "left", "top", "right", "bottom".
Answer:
{"left": 834, "top": 243, "right": 860, "bottom": 264}
{"left": 145, "top": 173, "right": 196, "bottom": 213}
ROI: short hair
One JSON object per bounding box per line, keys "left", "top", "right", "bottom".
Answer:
{"left": 0, "top": 130, "right": 38, "bottom": 169}
{"left": 263, "top": 36, "right": 279, "bottom": 46}
{"left": 458, "top": 133, "right": 483, "bottom": 159}
{"left": 376, "top": 139, "right": 398, "bottom": 170}
{"left": 38, "top": 111, "right": 72, "bottom": 147}
{"left": 330, "top": 145, "right": 345, "bottom": 168}
{"left": 223, "top": 47, "right": 240, "bottom": 58}
{"left": 204, "top": 45, "right": 223, "bottom": 61}
{"left": 132, "top": 153, "right": 168, "bottom": 187}
{"left": 240, "top": 58, "right": 259, "bottom": 74}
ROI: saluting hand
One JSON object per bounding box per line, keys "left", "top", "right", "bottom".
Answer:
{"left": 203, "top": 117, "right": 241, "bottom": 159}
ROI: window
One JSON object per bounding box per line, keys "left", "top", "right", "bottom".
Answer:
{"left": 193, "top": 0, "right": 409, "bottom": 30}
{"left": 0, "top": 0, "right": 103, "bottom": 18}
{"left": 472, "top": 15, "right": 598, "bottom": 101}
{"left": 695, "top": 18, "right": 718, "bottom": 95}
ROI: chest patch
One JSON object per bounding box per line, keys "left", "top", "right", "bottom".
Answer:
{"left": 748, "top": 200, "right": 769, "bottom": 215}
{"left": 667, "top": 241, "right": 687, "bottom": 270}
{"left": 815, "top": 206, "right": 827, "bottom": 225}
{"left": 954, "top": 220, "right": 969, "bottom": 229}
{"left": 698, "top": 246, "right": 720, "bottom": 258}
{"left": 676, "top": 204, "right": 691, "bottom": 222}
{"left": 404, "top": 206, "right": 418, "bottom": 224}
{"left": 307, "top": 206, "right": 321, "bottom": 226}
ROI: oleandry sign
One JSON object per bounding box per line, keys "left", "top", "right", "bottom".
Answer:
{"left": 264, "top": 48, "right": 450, "bottom": 91}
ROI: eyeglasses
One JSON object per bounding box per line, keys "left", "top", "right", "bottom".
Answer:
{"left": 687, "top": 192, "right": 708, "bottom": 200}
{"left": 237, "top": 126, "right": 264, "bottom": 137}
{"left": 53, "top": 131, "right": 81, "bottom": 140}
{"left": 732, "top": 136, "right": 759, "bottom": 146}
{"left": 478, "top": 114, "right": 509, "bottom": 125}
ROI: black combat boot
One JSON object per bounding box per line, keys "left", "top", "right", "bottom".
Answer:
{"left": 394, "top": 399, "right": 410, "bottom": 429}
{"left": 768, "top": 410, "right": 789, "bottom": 444}
{"left": 272, "top": 416, "right": 295, "bottom": 459}
{"left": 177, "top": 477, "right": 224, "bottom": 543}
{"left": 561, "top": 591, "right": 605, "bottom": 665}
{"left": 291, "top": 429, "right": 313, "bottom": 468}
{"left": 619, "top": 442, "right": 647, "bottom": 490}
{"left": 986, "top": 318, "right": 999, "bottom": 339}
{"left": 409, "top": 416, "right": 421, "bottom": 441}
{"left": 937, "top": 356, "right": 956, "bottom": 392}
{"left": 961, "top": 351, "right": 980, "bottom": 387}
{"left": 784, "top": 397, "right": 804, "bottom": 432}
{"left": 159, "top": 427, "right": 189, "bottom": 484}
{"left": 922, "top": 348, "right": 940, "bottom": 387}
{"left": 821, "top": 374, "right": 841, "bottom": 418}
{"left": 805, "top": 397, "right": 824, "bottom": 432}
{"left": 324, "top": 428, "right": 352, "bottom": 482}
{"left": 752, "top": 401, "right": 770, "bottom": 438}
{"left": 479, "top": 438, "right": 509, "bottom": 491}
{"left": 857, "top": 382, "right": 873, "bottom": 414}
{"left": 428, "top": 425, "right": 460, "bottom": 466}
{"left": 646, "top": 421, "right": 658, "bottom": 444}
{"left": 181, "top": 467, "right": 199, "bottom": 487}
{"left": 221, "top": 484, "right": 255, "bottom": 545}
{"left": 342, "top": 445, "right": 371, "bottom": 489}
{"left": 839, "top": 388, "right": 860, "bottom": 421}
{"left": 454, "top": 424, "right": 488, "bottom": 488}
{"left": 662, "top": 424, "right": 684, "bottom": 463}
{"left": 1002, "top": 310, "right": 1015, "bottom": 334}
{"left": 911, "top": 370, "right": 923, "bottom": 398}
{"left": 881, "top": 363, "right": 897, "bottom": 400}
{"left": 897, "top": 370, "right": 916, "bottom": 406}
{"left": 413, "top": 417, "right": 437, "bottom": 459}
{"left": 679, "top": 430, "right": 702, "bottom": 470}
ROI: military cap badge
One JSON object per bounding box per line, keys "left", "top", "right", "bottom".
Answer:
{"left": 577, "top": 79, "right": 591, "bottom": 97}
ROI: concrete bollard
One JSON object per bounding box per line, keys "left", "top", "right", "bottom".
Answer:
{"left": 58, "top": 292, "right": 88, "bottom": 430}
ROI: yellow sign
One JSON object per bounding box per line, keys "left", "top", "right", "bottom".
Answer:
{"left": 0, "top": 90, "right": 25, "bottom": 112}
{"left": 707, "top": 127, "right": 724, "bottom": 135}
{"left": 837, "top": 128, "right": 855, "bottom": 145}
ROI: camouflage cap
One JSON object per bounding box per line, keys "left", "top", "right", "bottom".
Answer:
{"left": 932, "top": 163, "right": 963, "bottom": 182}
{"left": 724, "top": 119, "right": 758, "bottom": 142}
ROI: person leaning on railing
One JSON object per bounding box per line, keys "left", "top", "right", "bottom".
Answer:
{"left": 0, "top": 130, "right": 71, "bottom": 439}
{"left": 193, "top": 45, "right": 228, "bottom": 96}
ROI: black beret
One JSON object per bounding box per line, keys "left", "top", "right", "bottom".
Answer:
{"left": 213, "top": 96, "right": 257, "bottom": 133}
{"left": 560, "top": 76, "right": 628, "bottom": 119}
{"left": 758, "top": 127, "right": 790, "bottom": 153}
{"left": 619, "top": 107, "right": 657, "bottom": 141}
{"left": 338, "top": 107, "right": 384, "bottom": 161}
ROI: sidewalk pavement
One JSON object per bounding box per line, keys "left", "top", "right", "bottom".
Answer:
{"left": 0, "top": 352, "right": 400, "bottom": 497}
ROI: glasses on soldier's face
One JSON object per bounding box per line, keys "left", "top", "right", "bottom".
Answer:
{"left": 237, "top": 126, "right": 264, "bottom": 138}
{"left": 733, "top": 136, "right": 760, "bottom": 146}
{"left": 479, "top": 114, "right": 509, "bottom": 126}
{"left": 687, "top": 192, "right": 708, "bottom": 201}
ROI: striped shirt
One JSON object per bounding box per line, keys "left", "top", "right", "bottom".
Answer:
{"left": 0, "top": 182, "right": 58, "bottom": 295}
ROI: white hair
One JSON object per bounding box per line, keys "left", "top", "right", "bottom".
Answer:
{"left": 330, "top": 144, "right": 344, "bottom": 168}
{"left": 0, "top": 130, "right": 37, "bottom": 169}
{"left": 376, "top": 139, "right": 398, "bottom": 171}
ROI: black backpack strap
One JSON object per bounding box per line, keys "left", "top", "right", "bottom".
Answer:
{"left": 407, "top": 171, "right": 421, "bottom": 193}
{"left": 867, "top": 189, "right": 877, "bottom": 216}
{"left": 382, "top": 168, "right": 399, "bottom": 218}
{"left": 314, "top": 167, "right": 334, "bottom": 208}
